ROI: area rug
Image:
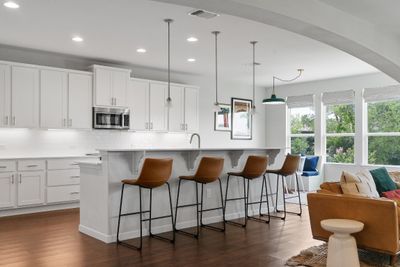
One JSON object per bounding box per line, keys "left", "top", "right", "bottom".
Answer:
{"left": 286, "top": 244, "right": 395, "bottom": 267}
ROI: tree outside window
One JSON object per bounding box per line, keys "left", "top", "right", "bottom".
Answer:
{"left": 289, "top": 107, "right": 315, "bottom": 155}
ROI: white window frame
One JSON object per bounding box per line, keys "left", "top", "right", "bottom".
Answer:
{"left": 288, "top": 106, "right": 316, "bottom": 155}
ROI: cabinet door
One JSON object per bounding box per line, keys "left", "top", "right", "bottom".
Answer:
{"left": 94, "top": 68, "right": 112, "bottom": 106}
{"left": 0, "top": 64, "right": 11, "bottom": 127}
{"left": 168, "top": 85, "right": 185, "bottom": 132}
{"left": 11, "top": 66, "right": 39, "bottom": 128}
{"left": 184, "top": 87, "right": 199, "bottom": 132}
{"left": 127, "top": 79, "right": 149, "bottom": 131}
{"left": 68, "top": 73, "right": 92, "bottom": 129}
{"left": 149, "top": 83, "right": 168, "bottom": 131}
{"left": 40, "top": 69, "right": 68, "bottom": 129}
{"left": 17, "top": 171, "right": 45, "bottom": 206}
{"left": 112, "top": 71, "right": 128, "bottom": 107}
{"left": 0, "top": 172, "right": 16, "bottom": 209}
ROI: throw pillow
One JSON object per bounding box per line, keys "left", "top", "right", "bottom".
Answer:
{"left": 303, "top": 156, "right": 319, "bottom": 172}
{"left": 370, "top": 167, "right": 397, "bottom": 195}
{"left": 340, "top": 170, "right": 380, "bottom": 198}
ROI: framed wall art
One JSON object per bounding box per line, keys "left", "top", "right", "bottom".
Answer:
{"left": 214, "top": 104, "right": 232, "bottom": 131}
{"left": 231, "top": 98, "right": 252, "bottom": 140}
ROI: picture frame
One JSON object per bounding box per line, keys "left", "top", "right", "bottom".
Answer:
{"left": 214, "top": 103, "right": 232, "bottom": 131}
{"left": 231, "top": 98, "right": 252, "bottom": 140}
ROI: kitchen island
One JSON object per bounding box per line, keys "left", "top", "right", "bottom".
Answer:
{"left": 78, "top": 147, "right": 282, "bottom": 243}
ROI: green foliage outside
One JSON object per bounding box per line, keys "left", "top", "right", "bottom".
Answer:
{"left": 290, "top": 108, "right": 315, "bottom": 155}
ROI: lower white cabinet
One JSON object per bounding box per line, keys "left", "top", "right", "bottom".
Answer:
{"left": 17, "top": 171, "right": 45, "bottom": 207}
{"left": 0, "top": 172, "right": 16, "bottom": 209}
{"left": 47, "top": 185, "right": 80, "bottom": 204}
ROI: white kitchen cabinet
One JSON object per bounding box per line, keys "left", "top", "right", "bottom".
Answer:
{"left": 184, "top": 87, "right": 199, "bottom": 132}
{"left": 17, "top": 171, "right": 45, "bottom": 206}
{"left": 0, "top": 64, "right": 11, "bottom": 127}
{"left": 47, "top": 185, "right": 80, "bottom": 204}
{"left": 68, "top": 73, "right": 92, "bottom": 129}
{"left": 149, "top": 82, "right": 168, "bottom": 131}
{"left": 168, "top": 85, "right": 185, "bottom": 132}
{"left": 40, "top": 69, "right": 68, "bottom": 128}
{"left": 127, "top": 79, "right": 149, "bottom": 131}
{"left": 11, "top": 66, "right": 39, "bottom": 128}
{"left": 93, "top": 65, "right": 130, "bottom": 107}
{"left": 0, "top": 172, "right": 16, "bottom": 209}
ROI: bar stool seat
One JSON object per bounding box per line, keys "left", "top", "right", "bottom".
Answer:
{"left": 116, "top": 158, "right": 175, "bottom": 250}
{"left": 174, "top": 157, "right": 225, "bottom": 239}
{"left": 225, "top": 155, "right": 270, "bottom": 227}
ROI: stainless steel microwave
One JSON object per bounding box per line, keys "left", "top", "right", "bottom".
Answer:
{"left": 93, "top": 107, "right": 130, "bottom": 130}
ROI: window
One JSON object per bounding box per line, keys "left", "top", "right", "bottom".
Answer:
{"left": 367, "top": 100, "right": 400, "bottom": 165}
{"left": 323, "top": 90, "right": 355, "bottom": 163}
{"left": 287, "top": 95, "right": 315, "bottom": 155}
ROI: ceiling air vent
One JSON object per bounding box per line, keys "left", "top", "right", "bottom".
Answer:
{"left": 188, "top": 9, "right": 219, "bottom": 19}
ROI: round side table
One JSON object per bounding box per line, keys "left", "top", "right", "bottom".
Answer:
{"left": 321, "top": 219, "right": 364, "bottom": 267}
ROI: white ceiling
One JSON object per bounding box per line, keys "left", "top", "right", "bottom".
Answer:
{"left": 0, "top": 0, "right": 378, "bottom": 86}
{"left": 319, "top": 0, "right": 400, "bottom": 36}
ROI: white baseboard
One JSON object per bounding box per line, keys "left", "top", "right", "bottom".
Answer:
{"left": 0, "top": 202, "right": 79, "bottom": 217}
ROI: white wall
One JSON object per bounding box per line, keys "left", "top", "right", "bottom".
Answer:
{"left": 265, "top": 72, "right": 400, "bottom": 181}
{"left": 0, "top": 45, "right": 268, "bottom": 157}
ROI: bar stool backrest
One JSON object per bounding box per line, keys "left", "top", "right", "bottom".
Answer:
{"left": 136, "top": 158, "right": 173, "bottom": 188}
{"left": 279, "top": 154, "right": 301, "bottom": 176}
{"left": 242, "top": 155, "right": 269, "bottom": 178}
{"left": 194, "top": 157, "right": 224, "bottom": 183}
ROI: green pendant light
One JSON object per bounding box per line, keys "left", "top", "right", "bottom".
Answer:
{"left": 263, "top": 69, "right": 304, "bottom": 105}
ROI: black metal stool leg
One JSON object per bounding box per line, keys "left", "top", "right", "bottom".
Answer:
{"left": 166, "top": 182, "right": 175, "bottom": 242}
{"left": 281, "top": 175, "right": 287, "bottom": 220}
{"left": 218, "top": 178, "right": 226, "bottom": 231}
{"left": 199, "top": 180, "right": 225, "bottom": 232}
{"left": 116, "top": 184, "right": 125, "bottom": 244}
{"left": 149, "top": 188, "right": 153, "bottom": 236}
{"left": 275, "top": 174, "right": 280, "bottom": 212}
{"left": 246, "top": 177, "right": 270, "bottom": 224}
{"left": 174, "top": 179, "right": 182, "bottom": 229}
{"left": 295, "top": 173, "right": 303, "bottom": 216}
{"left": 224, "top": 175, "right": 247, "bottom": 227}
{"left": 223, "top": 175, "right": 230, "bottom": 222}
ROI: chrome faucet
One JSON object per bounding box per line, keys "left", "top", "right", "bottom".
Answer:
{"left": 190, "top": 133, "right": 201, "bottom": 149}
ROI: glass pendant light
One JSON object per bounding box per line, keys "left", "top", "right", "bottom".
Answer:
{"left": 164, "top": 18, "right": 173, "bottom": 107}
{"left": 262, "top": 69, "right": 304, "bottom": 105}
{"left": 212, "top": 31, "right": 222, "bottom": 112}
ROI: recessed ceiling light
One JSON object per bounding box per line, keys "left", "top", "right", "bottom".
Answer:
{"left": 187, "top": 58, "right": 196, "bottom": 62}
{"left": 136, "top": 48, "right": 147, "bottom": 53}
{"left": 3, "top": 1, "right": 19, "bottom": 9}
{"left": 187, "top": 37, "right": 198, "bottom": 42}
{"left": 72, "top": 36, "right": 84, "bottom": 42}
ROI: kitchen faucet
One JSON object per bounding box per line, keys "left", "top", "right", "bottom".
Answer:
{"left": 190, "top": 133, "right": 201, "bottom": 149}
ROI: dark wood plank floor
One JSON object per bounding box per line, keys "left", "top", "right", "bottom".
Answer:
{"left": 0, "top": 206, "right": 321, "bottom": 267}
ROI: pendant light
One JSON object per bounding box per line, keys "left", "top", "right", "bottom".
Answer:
{"left": 250, "top": 41, "right": 259, "bottom": 115}
{"left": 212, "top": 31, "right": 222, "bottom": 112}
{"left": 164, "top": 18, "right": 173, "bottom": 106}
{"left": 262, "top": 69, "right": 304, "bottom": 105}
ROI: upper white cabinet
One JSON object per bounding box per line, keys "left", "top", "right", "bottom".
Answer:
{"left": 128, "top": 79, "right": 149, "bottom": 131}
{"left": 0, "top": 64, "right": 11, "bottom": 127}
{"left": 68, "top": 73, "right": 92, "bottom": 129}
{"left": 168, "top": 86, "right": 199, "bottom": 132}
{"left": 40, "top": 70, "right": 92, "bottom": 129}
{"left": 40, "top": 69, "right": 68, "bottom": 128}
{"left": 11, "top": 66, "right": 40, "bottom": 128}
{"left": 149, "top": 82, "right": 168, "bottom": 131}
{"left": 92, "top": 65, "right": 130, "bottom": 107}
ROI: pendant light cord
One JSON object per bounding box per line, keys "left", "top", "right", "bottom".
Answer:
{"left": 164, "top": 19, "right": 173, "bottom": 102}
{"left": 251, "top": 41, "right": 257, "bottom": 108}
{"left": 272, "top": 69, "right": 304, "bottom": 94}
{"left": 212, "top": 31, "right": 220, "bottom": 105}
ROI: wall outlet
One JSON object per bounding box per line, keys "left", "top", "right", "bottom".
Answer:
{"left": 206, "top": 188, "right": 212, "bottom": 199}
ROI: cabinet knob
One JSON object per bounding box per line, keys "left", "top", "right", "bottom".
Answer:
{"left": 11, "top": 174, "right": 14, "bottom": 184}
{"left": 4, "top": 116, "right": 8, "bottom": 126}
{"left": 19, "top": 174, "right": 22, "bottom": 184}
{"left": 12, "top": 116, "right": 16, "bottom": 126}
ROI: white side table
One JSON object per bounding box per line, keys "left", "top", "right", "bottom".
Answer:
{"left": 321, "top": 219, "right": 364, "bottom": 267}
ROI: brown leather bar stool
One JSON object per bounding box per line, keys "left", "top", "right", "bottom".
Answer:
{"left": 174, "top": 157, "right": 225, "bottom": 238}
{"left": 116, "top": 158, "right": 174, "bottom": 250}
{"left": 265, "top": 154, "right": 301, "bottom": 220}
{"left": 224, "top": 155, "right": 270, "bottom": 227}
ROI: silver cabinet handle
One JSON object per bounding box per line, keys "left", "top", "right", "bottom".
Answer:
{"left": 0, "top": 166, "right": 6, "bottom": 168}
{"left": 63, "top": 118, "right": 67, "bottom": 127}
{"left": 70, "top": 192, "right": 79, "bottom": 195}
{"left": 150, "top": 122, "right": 153, "bottom": 130}
{"left": 70, "top": 176, "right": 80, "bottom": 178}
{"left": 145, "top": 122, "right": 148, "bottom": 129}
{"left": 27, "top": 164, "right": 38, "bottom": 167}
{"left": 19, "top": 174, "right": 22, "bottom": 184}
{"left": 70, "top": 163, "right": 79, "bottom": 166}
{"left": 4, "top": 116, "right": 8, "bottom": 125}
{"left": 12, "top": 116, "right": 16, "bottom": 126}
{"left": 114, "top": 98, "right": 117, "bottom": 106}
{"left": 11, "top": 174, "right": 14, "bottom": 184}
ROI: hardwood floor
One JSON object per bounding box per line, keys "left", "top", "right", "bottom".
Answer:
{"left": 0, "top": 206, "right": 321, "bottom": 267}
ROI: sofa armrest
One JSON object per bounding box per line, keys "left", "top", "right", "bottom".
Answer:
{"left": 307, "top": 193, "right": 399, "bottom": 255}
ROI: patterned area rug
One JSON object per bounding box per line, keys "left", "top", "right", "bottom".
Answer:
{"left": 286, "top": 244, "right": 395, "bottom": 267}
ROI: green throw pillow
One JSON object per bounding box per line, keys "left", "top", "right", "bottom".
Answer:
{"left": 369, "top": 167, "right": 397, "bottom": 195}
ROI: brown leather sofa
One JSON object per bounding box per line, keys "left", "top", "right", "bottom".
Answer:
{"left": 307, "top": 182, "right": 400, "bottom": 265}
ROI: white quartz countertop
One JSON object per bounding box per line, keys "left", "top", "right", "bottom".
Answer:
{"left": 97, "top": 147, "right": 283, "bottom": 152}
{"left": 0, "top": 153, "right": 99, "bottom": 160}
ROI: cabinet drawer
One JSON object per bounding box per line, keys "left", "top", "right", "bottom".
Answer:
{"left": 47, "top": 169, "right": 80, "bottom": 186}
{"left": 0, "top": 161, "right": 16, "bottom": 172}
{"left": 47, "top": 185, "right": 80, "bottom": 204}
{"left": 47, "top": 159, "right": 80, "bottom": 170}
{"left": 18, "top": 160, "right": 45, "bottom": 171}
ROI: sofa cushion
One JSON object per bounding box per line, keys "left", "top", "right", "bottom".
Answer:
{"left": 370, "top": 167, "right": 397, "bottom": 195}
{"left": 340, "top": 170, "right": 380, "bottom": 198}
{"left": 303, "top": 156, "right": 319, "bottom": 172}
{"left": 302, "top": 170, "right": 319, "bottom": 177}
{"left": 320, "top": 182, "right": 343, "bottom": 194}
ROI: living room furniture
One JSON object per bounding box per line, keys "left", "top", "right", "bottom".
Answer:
{"left": 265, "top": 154, "right": 302, "bottom": 220}
{"left": 321, "top": 219, "right": 364, "bottom": 267}
{"left": 308, "top": 183, "right": 400, "bottom": 266}
{"left": 224, "top": 155, "right": 270, "bottom": 227}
